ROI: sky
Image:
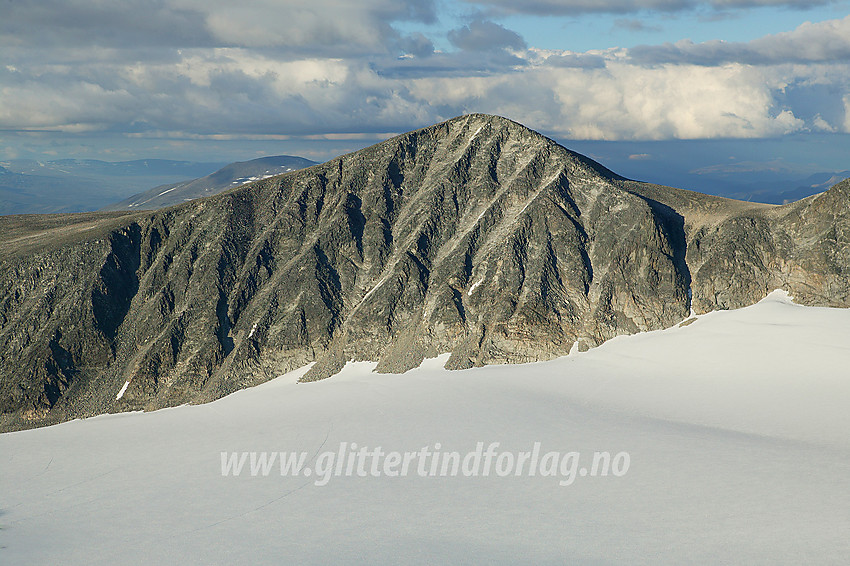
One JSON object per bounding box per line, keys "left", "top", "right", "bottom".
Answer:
{"left": 2, "top": 0, "right": 850, "bottom": 179}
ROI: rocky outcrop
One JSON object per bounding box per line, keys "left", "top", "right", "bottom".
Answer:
{"left": 623, "top": 177, "right": 850, "bottom": 312}
{"left": 1, "top": 114, "right": 847, "bottom": 431}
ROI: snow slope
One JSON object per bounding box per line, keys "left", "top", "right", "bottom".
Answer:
{"left": 2, "top": 291, "right": 849, "bottom": 564}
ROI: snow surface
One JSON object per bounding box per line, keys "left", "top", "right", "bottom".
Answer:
{"left": 115, "top": 380, "right": 130, "bottom": 400}
{"left": 467, "top": 277, "right": 485, "bottom": 296}
{"left": 230, "top": 173, "right": 280, "bottom": 186}
{"left": 2, "top": 290, "right": 849, "bottom": 564}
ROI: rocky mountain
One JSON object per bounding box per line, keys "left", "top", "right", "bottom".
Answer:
{"left": 1, "top": 114, "right": 848, "bottom": 431}
{"left": 101, "top": 155, "right": 317, "bottom": 211}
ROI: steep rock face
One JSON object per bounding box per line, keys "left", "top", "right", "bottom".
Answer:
{"left": 773, "top": 179, "right": 850, "bottom": 306}
{"left": 2, "top": 114, "right": 848, "bottom": 432}
{"left": 0, "top": 115, "right": 692, "bottom": 430}
{"left": 623, "top": 178, "right": 850, "bottom": 313}
{"left": 685, "top": 213, "right": 788, "bottom": 313}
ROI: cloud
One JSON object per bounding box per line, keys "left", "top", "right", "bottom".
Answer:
{"left": 614, "top": 18, "right": 663, "bottom": 32}
{"left": 408, "top": 60, "right": 808, "bottom": 139}
{"left": 1, "top": 3, "right": 848, "bottom": 149}
{"left": 398, "top": 33, "right": 436, "bottom": 58}
{"left": 447, "top": 19, "right": 527, "bottom": 52}
{"left": 378, "top": 20, "right": 531, "bottom": 78}
{"left": 0, "top": 0, "right": 438, "bottom": 55}
{"left": 0, "top": 0, "right": 213, "bottom": 49}
{"left": 460, "top": 0, "right": 840, "bottom": 16}
{"left": 376, "top": 51, "right": 529, "bottom": 79}
{"left": 812, "top": 115, "right": 837, "bottom": 133}
{"left": 1, "top": 39, "right": 839, "bottom": 142}
{"left": 0, "top": 50, "right": 439, "bottom": 136}
{"left": 541, "top": 51, "right": 608, "bottom": 69}
{"left": 629, "top": 15, "right": 850, "bottom": 65}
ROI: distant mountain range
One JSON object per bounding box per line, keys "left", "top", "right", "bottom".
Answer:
{"left": 4, "top": 158, "right": 223, "bottom": 178}
{"left": 1, "top": 114, "right": 848, "bottom": 432}
{"left": 0, "top": 158, "right": 227, "bottom": 215}
{"left": 101, "top": 155, "right": 317, "bottom": 211}
{"left": 727, "top": 171, "right": 850, "bottom": 204}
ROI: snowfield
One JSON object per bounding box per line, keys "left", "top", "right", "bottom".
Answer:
{"left": 2, "top": 291, "right": 849, "bottom": 564}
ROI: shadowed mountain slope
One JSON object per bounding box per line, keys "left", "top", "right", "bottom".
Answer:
{"left": 1, "top": 114, "right": 847, "bottom": 431}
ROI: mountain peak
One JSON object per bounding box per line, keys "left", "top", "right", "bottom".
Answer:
{"left": 2, "top": 116, "right": 849, "bottom": 431}
{"left": 1, "top": 114, "right": 689, "bottom": 429}
{"left": 312, "top": 112, "right": 622, "bottom": 198}
{"left": 423, "top": 113, "right": 553, "bottom": 146}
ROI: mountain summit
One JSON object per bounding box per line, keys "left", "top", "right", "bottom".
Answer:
{"left": 1, "top": 114, "right": 848, "bottom": 430}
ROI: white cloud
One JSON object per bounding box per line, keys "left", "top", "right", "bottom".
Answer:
{"left": 0, "top": 46, "right": 830, "bottom": 141}
{"left": 812, "top": 114, "right": 836, "bottom": 133}
{"left": 407, "top": 60, "right": 808, "bottom": 139}
{"left": 630, "top": 15, "right": 850, "bottom": 65}
{"left": 0, "top": 3, "right": 847, "bottom": 146}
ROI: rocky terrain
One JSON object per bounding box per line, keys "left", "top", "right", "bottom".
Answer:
{"left": 1, "top": 114, "right": 847, "bottom": 431}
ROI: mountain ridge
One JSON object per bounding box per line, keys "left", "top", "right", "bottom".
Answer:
{"left": 1, "top": 114, "right": 847, "bottom": 431}
{"left": 101, "top": 155, "right": 318, "bottom": 211}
